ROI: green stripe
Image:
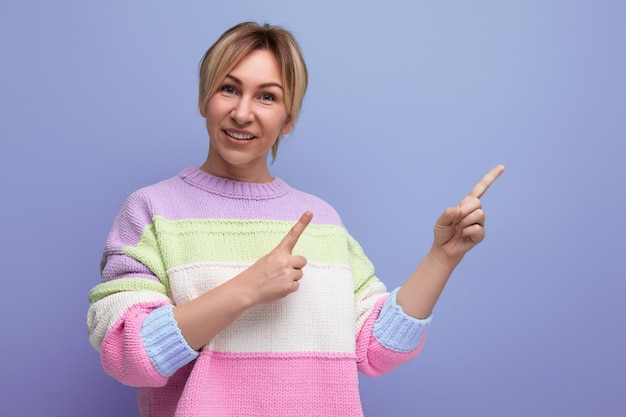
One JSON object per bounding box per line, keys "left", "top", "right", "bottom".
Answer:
{"left": 124, "top": 216, "right": 379, "bottom": 299}
{"left": 346, "top": 237, "right": 379, "bottom": 299}
{"left": 123, "top": 222, "right": 168, "bottom": 283}
{"left": 89, "top": 278, "right": 167, "bottom": 304}
{"left": 150, "top": 216, "right": 356, "bottom": 265}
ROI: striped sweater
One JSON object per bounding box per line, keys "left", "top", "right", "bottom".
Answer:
{"left": 87, "top": 167, "right": 431, "bottom": 417}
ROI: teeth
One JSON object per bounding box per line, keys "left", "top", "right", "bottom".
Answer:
{"left": 225, "top": 130, "right": 255, "bottom": 140}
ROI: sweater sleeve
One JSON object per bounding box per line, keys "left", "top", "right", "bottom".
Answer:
{"left": 86, "top": 191, "right": 198, "bottom": 387}
{"left": 348, "top": 236, "right": 431, "bottom": 376}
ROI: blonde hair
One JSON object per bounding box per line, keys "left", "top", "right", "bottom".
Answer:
{"left": 198, "top": 22, "right": 308, "bottom": 160}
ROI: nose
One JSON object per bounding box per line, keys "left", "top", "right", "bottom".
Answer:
{"left": 231, "top": 97, "right": 254, "bottom": 125}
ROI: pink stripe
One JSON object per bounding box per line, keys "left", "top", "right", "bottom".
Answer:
{"left": 356, "top": 296, "right": 426, "bottom": 376}
{"left": 139, "top": 352, "right": 364, "bottom": 417}
{"left": 101, "top": 301, "right": 170, "bottom": 388}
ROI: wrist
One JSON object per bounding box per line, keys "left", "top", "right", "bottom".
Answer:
{"left": 225, "top": 274, "right": 259, "bottom": 310}
{"left": 429, "top": 245, "right": 463, "bottom": 270}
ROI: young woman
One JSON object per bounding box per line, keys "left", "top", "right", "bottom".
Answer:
{"left": 87, "top": 22, "right": 504, "bottom": 417}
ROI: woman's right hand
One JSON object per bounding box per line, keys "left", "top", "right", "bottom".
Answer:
{"left": 235, "top": 211, "right": 313, "bottom": 306}
{"left": 173, "top": 211, "right": 313, "bottom": 350}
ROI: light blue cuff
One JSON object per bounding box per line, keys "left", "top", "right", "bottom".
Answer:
{"left": 372, "top": 287, "right": 433, "bottom": 352}
{"left": 140, "top": 305, "right": 199, "bottom": 377}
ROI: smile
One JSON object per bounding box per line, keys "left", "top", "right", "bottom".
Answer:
{"left": 224, "top": 130, "right": 255, "bottom": 140}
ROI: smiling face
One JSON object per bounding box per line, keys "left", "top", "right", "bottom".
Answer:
{"left": 200, "top": 49, "right": 293, "bottom": 183}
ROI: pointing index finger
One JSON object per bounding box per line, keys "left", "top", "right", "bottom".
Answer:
{"left": 469, "top": 164, "right": 505, "bottom": 199}
{"left": 278, "top": 211, "right": 313, "bottom": 253}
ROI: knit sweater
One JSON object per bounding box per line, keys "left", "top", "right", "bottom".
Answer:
{"left": 87, "top": 167, "right": 431, "bottom": 417}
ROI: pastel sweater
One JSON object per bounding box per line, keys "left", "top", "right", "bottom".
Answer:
{"left": 87, "top": 167, "right": 431, "bottom": 417}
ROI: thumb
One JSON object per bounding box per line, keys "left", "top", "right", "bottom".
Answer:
{"left": 277, "top": 211, "right": 313, "bottom": 253}
{"left": 436, "top": 206, "right": 461, "bottom": 228}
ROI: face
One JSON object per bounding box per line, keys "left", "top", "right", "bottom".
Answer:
{"left": 201, "top": 49, "right": 293, "bottom": 182}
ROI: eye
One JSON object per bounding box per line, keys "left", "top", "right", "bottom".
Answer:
{"left": 259, "top": 93, "right": 275, "bottom": 102}
{"left": 221, "top": 85, "right": 238, "bottom": 95}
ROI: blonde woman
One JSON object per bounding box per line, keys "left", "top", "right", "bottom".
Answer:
{"left": 87, "top": 21, "right": 504, "bottom": 417}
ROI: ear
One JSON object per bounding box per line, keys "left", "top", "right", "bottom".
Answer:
{"left": 199, "top": 99, "right": 208, "bottom": 118}
{"left": 281, "top": 116, "right": 294, "bottom": 135}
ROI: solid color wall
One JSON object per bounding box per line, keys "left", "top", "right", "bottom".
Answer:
{"left": 1, "top": 1, "right": 625, "bottom": 416}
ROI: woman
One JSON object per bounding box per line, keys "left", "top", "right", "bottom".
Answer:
{"left": 87, "top": 22, "right": 504, "bottom": 417}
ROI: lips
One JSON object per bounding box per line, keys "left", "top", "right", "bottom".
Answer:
{"left": 224, "top": 129, "right": 255, "bottom": 140}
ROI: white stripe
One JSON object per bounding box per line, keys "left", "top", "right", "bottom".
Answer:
{"left": 168, "top": 261, "right": 357, "bottom": 353}
{"left": 87, "top": 290, "right": 171, "bottom": 351}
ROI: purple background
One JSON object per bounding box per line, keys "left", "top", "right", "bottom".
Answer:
{"left": 2, "top": 1, "right": 625, "bottom": 416}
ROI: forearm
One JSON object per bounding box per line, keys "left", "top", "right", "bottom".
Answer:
{"left": 396, "top": 247, "right": 461, "bottom": 319}
{"left": 173, "top": 276, "right": 255, "bottom": 350}
{"left": 397, "top": 165, "right": 504, "bottom": 319}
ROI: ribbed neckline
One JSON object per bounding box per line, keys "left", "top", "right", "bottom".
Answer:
{"left": 179, "top": 167, "right": 291, "bottom": 200}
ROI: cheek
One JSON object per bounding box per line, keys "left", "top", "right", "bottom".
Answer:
{"left": 204, "top": 114, "right": 213, "bottom": 129}
{"left": 205, "top": 104, "right": 224, "bottom": 131}
{"left": 205, "top": 115, "right": 222, "bottom": 141}
{"left": 204, "top": 96, "right": 228, "bottom": 120}
{"left": 200, "top": 95, "right": 216, "bottom": 118}
{"left": 270, "top": 111, "right": 290, "bottom": 131}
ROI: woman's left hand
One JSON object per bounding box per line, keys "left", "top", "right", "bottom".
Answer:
{"left": 432, "top": 165, "right": 505, "bottom": 266}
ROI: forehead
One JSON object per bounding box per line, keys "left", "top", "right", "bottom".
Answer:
{"left": 227, "top": 49, "right": 283, "bottom": 86}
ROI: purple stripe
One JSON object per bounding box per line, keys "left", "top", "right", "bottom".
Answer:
{"left": 126, "top": 167, "right": 344, "bottom": 225}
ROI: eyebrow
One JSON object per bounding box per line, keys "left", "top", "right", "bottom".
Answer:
{"left": 225, "top": 74, "right": 283, "bottom": 90}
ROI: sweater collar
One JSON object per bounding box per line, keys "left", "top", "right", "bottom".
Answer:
{"left": 179, "top": 167, "right": 291, "bottom": 200}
